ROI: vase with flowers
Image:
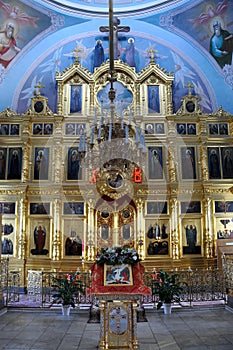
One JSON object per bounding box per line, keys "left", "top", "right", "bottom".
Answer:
{"left": 96, "top": 246, "right": 141, "bottom": 266}
{"left": 52, "top": 271, "right": 85, "bottom": 315}
{"left": 151, "top": 269, "right": 186, "bottom": 314}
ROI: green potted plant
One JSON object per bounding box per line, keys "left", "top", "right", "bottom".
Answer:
{"left": 151, "top": 269, "right": 186, "bottom": 314}
{"left": 52, "top": 271, "right": 85, "bottom": 315}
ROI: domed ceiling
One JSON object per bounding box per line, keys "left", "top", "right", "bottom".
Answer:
{"left": 0, "top": 0, "right": 232, "bottom": 113}
{"left": 36, "top": 0, "right": 188, "bottom": 15}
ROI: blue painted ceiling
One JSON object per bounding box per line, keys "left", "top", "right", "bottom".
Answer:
{"left": 0, "top": 0, "right": 233, "bottom": 113}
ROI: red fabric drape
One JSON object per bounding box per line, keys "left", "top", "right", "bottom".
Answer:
{"left": 87, "top": 262, "right": 151, "bottom": 295}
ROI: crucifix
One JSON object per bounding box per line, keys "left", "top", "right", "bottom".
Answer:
{"left": 100, "top": 0, "right": 130, "bottom": 103}
{"left": 72, "top": 44, "right": 83, "bottom": 63}
{"left": 147, "top": 46, "right": 158, "bottom": 63}
{"left": 185, "top": 81, "right": 194, "bottom": 95}
{"left": 99, "top": 15, "right": 130, "bottom": 61}
{"left": 34, "top": 81, "right": 45, "bottom": 95}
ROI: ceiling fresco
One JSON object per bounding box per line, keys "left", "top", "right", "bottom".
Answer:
{"left": 0, "top": 0, "right": 232, "bottom": 113}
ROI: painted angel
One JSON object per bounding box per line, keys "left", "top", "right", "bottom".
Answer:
{"left": 188, "top": 0, "right": 230, "bottom": 27}
{"left": 0, "top": 1, "right": 39, "bottom": 27}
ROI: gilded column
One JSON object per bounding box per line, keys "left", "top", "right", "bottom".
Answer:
{"left": 135, "top": 83, "right": 141, "bottom": 115}
{"left": 167, "top": 83, "right": 173, "bottom": 115}
{"left": 113, "top": 211, "right": 119, "bottom": 247}
{"left": 136, "top": 199, "right": 144, "bottom": 260}
{"left": 0, "top": 214, "right": 3, "bottom": 309}
{"left": 167, "top": 119, "right": 176, "bottom": 137}
{"left": 56, "top": 80, "right": 63, "bottom": 114}
{"left": 52, "top": 198, "right": 61, "bottom": 260}
{"left": 18, "top": 196, "right": 27, "bottom": 260}
{"left": 171, "top": 198, "right": 179, "bottom": 260}
{"left": 52, "top": 229, "right": 61, "bottom": 261}
{"left": 0, "top": 214, "right": 1, "bottom": 255}
{"left": 53, "top": 141, "right": 63, "bottom": 183}
{"left": 53, "top": 117, "right": 64, "bottom": 183}
{"left": 90, "top": 84, "right": 95, "bottom": 109}
{"left": 200, "top": 142, "right": 209, "bottom": 182}
{"left": 203, "top": 197, "right": 213, "bottom": 258}
{"left": 87, "top": 200, "right": 95, "bottom": 261}
{"left": 21, "top": 142, "right": 30, "bottom": 183}
{"left": 168, "top": 141, "right": 177, "bottom": 183}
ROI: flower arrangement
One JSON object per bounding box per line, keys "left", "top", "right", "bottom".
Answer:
{"left": 151, "top": 269, "right": 186, "bottom": 309}
{"left": 51, "top": 271, "right": 85, "bottom": 308}
{"left": 96, "top": 246, "right": 141, "bottom": 266}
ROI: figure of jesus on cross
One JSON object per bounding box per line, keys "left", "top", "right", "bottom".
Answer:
{"left": 100, "top": 16, "right": 130, "bottom": 60}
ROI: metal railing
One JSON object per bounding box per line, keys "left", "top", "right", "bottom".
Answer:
{"left": 0, "top": 262, "right": 230, "bottom": 308}
{"left": 41, "top": 270, "right": 92, "bottom": 307}
{"left": 222, "top": 254, "right": 233, "bottom": 292}
{"left": 142, "top": 268, "right": 226, "bottom": 306}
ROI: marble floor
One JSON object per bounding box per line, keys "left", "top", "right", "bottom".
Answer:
{"left": 0, "top": 306, "right": 233, "bottom": 350}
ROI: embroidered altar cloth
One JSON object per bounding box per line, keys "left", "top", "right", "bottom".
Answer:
{"left": 87, "top": 262, "right": 151, "bottom": 295}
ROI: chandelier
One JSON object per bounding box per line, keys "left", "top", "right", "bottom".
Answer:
{"left": 77, "top": 0, "right": 147, "bottom": 203}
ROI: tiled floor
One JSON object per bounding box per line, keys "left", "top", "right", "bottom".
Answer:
{"left": 0, "top": 306, "right": 233, "bottom": 349}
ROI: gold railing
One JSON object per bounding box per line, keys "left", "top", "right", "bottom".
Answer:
{"left": 142, "top": 268, "right": 226, "bottom": 306}
{"left": 222, "top": 254, "right": 233, "bottom": 293}
{"left": 41, "top": 270, "right": 92, "bottom": 307}
{"left": 0, "top": 257, "right": 21, "bottom": 306}
{"left": 0, "top": 263, "right": 229, "bottom": 308}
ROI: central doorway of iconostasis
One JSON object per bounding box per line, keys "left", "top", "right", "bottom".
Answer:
{"left": 96, "top": 196, "right": 136, "bottom": 249}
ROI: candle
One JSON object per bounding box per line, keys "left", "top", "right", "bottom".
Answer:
{"left": 129, "top": 108, "right": 132, "bottom": 125}
{"left": 78, "top": 135, "right": 84, "bottom": 151}
{"left": 98, "top": 121, "right": 102, "bottom": 139}
{"left": 135, "top": 125, "right": 139, "bottom": 143}
{"left": 90, "top": 126, "right": 95, "bottom": 144}
{"left": 108, "top": 123, "right": 112, "bottom": 141}
{"left": 121, "top": 117, "right": 124, "bottom": 130}
{"left": 125, "top": 124, "right": 129, "bottom": 141}
{"left": 94, "top": 108, "right": 97, "bottom": 125}
{"left": 82, "top": 240, "right": 84, "bottom": 255}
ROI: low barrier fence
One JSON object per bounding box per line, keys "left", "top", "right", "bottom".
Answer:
{"left": 0, "top": 263, "right": 228, "bottom": 308}
{"left": 222, "top": 255, "right": 233, "bottom": 293}
{"left": 143, "top": 268, "right": 226, "bottom": 306}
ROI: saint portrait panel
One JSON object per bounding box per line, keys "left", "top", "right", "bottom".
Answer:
{"left": 70, "top": 85, "right": 82, "bottom": 114}
{"left": 0, "top": 148, "right": 7, "bottom": 180}
{"left": 148, "top": 147, "right": 163, "bottom": 179}
{"left": 177, "top": 123, "right": 186, "bottom": 135}
{"left": 148, "top": 85, "right": 160, "bottom": 113}
{"left": 180, "top": 147, "right": 196, "bottom": 180}
{"left": 147, "top": 201, "right": 168, "bottom": 215}
{"left": 44, "top": 123, "right": 53, "bottom": 135}
{"left": 0, "top": 202, "right": 15, "bottom": 214}
{"left": 221, "top": 147, "right": 233, "bottom": 179}
{"left": 63, "top": 202, "right": 84, "bottom": 215}
{"left": 208, "top": 147, "right": 221, "bottom": 179}
{"left": 10, "top": 124, "right": 20, "bottom": 135}
{"left": 67, "top": 147, "right": 82, "bottom": 180}
{"left": 34, "top": 147, "right": 49, "bottom": 180}
{"left": 145, "top": 123, "right": 155, "bottom": 134}
{"left": 33, "top": 123, "right": 43, "bottom": 135}
{"left": 187, "top": 123, "right": 196, "bottom": 135}
{"left": 7, "top": 147, "right": 22, "bottom": 180}
{"left": 182, "top": 220, "right": 201, "bottom": 255}
{"left": 101, "top": 224, "right": 109, "bottom": 240}
{"left": 155, "top": 123, "right": 165, "bottom": 134}
{"left": 0, "top": 124, "right": 9, "bottom": 135}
